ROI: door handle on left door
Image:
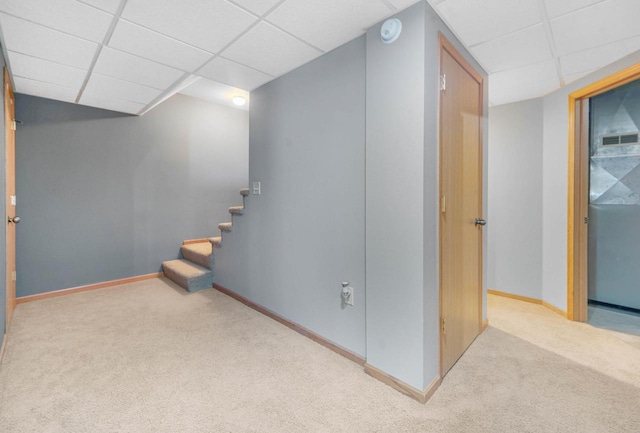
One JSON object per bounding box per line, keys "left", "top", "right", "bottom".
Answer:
{"left": 8, "top": 216, "right": 20, "bottom": 224}
{"left": 474, "top": 218, "right": 486, "bottom": 226}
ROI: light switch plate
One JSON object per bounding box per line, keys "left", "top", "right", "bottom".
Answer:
{"left": 252, "top": 181, "right": 261, "bottom": 195}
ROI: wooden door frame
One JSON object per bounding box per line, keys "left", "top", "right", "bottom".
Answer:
{"left": 567, "top": 63, "right": 640, "bottom": 321}
{"left": 4, "top": 68, "right": 15, "bottom": 330}
{"left": 438, "top": 33, "right": 484, "bottom": 377}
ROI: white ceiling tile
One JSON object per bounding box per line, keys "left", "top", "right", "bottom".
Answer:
{"left": 563, "top": 69, "right": 597, "bottom": 85}
{"left": 543, "top": 0, "right": 606, "bottom": 19}
{"left": 559, "top": 34, "right": 640, "bottom": 76}
{"left": 470, "top": 24, "right": 552, "bottom": 73}
{"left": 76, "top": 0, "right": 122, "bottom": 14}
{"left": 267, "top": 0, "right": 391, "bottom": 52}
{"left": 179, "top": 78, "right": 250, "bottom": 111}
{"left": 8, "top": 51, "right": 86, "bottom": 89}
{"left": 13, "top": 76, "right": 78, "bottom": 102}
{"left": 229, "top": 0, "right": 282, "bottom": 16}
{"left": 490, "top": 77, "right": 560, "bottom": 106}
{"left": 108, "top": 20, "right": 213, "bottom": 71}
{"left": 0, "top": 0, "right": 113, "bottom": 43}
{"left": 551, "top": 0, "right": 640, "bottom": 56}
{"left": 80, "top": 92, "right": 146, "bottom": 114}
{"left": 121, "top": 0, "right": 257, "bottom": 53}
{"left": 93, "top": 47, "right": 185, "bottom": 90}
{"left": 198, "top": 57, "right": 272, "bottom": 90}
{"left": 84, "top": 73, "right": 162, "bottom": 104}
{"left": 437, "top": 0, "right": 542, "bottom": 46}
{"left": 222, "top": 22, "right": 322, "bottom": 76}
{"left": 0, "top": 14, "right": 98, "bottom": 69}
{"left": 489, "top": 59, "right": 560, "bottom": 105}
{"left": 387, "top": 0, "right": 421, "bottom": 11}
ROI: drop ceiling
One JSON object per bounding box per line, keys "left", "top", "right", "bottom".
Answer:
{"left": 1, "top": 0, "right": 639, "bottom": 114}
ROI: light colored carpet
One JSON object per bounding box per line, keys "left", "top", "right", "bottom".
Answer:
{"left": 1, "top": 279, "right": 639, "bottom": 432}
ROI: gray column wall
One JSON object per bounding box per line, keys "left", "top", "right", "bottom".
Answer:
{"left": 366, "top": 2, "right": 488, "bottom": 390}
{"left": 488, "top": 99, "right": 543, "bottom": 300}
{"left": 0, "top": 50, "right": 6, "bottom": 335}
{"left": 365, "top": 3, "right": 426, "bottom": 390}
{"left": 215, "top": 1, "right": 487, "bottom": 391}
{"left": 15, "top": 93, "right": 248, "bottom": 297}
{"left": 214, "top": 37, "right": 367, "bottom": 357}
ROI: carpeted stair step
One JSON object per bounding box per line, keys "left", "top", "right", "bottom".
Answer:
{"left": 240, "top": 188, "right": 249, "bottom": 197}
{"left": 219, "top": 222, "right": 232, "bottom": 232}
{"left": 162, "top": 259, "right": 212, "bottom": 292}
{"left": 209, "top": 237, "right": 222, "bottom": 248}
{"left": 229, "top": 206, "right": 244, "bottom": 215}
{"left": 180, "top": 242, "right": 213, "bottom": 270}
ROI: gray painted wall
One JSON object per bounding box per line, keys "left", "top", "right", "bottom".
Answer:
{"left": 488, "top": 99, "right": 543, "bottom": 300}
{"left": 366, "top": 2, "right": 488, "bottom": 390}
{"left": 366, "top": 3, "right": 426, "bottom": 390}
{"left": 0, "top": 49, "right": 6, "bottom": 335}
{"left": 215, "top": 2, "right": 487, "bottom": 392}
{"left": 542, "top": 49, "right": 640, "bottom": 311}
{"left": 15, "top": 93, "right": 248, "bottom": 297}
{"left": 588, "top": 205, "right": 640, "bottom": 309}
{"left": 214, "top": 37, "right": 367, "bottom": 357}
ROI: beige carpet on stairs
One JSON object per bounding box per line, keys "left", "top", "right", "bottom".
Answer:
{"left": 1, "top": 279, "right": 639, "bottom": 432}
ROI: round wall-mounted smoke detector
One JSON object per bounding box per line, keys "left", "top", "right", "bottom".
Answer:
{"left": 380, "top": 18, "right": 402, "bottom": 44}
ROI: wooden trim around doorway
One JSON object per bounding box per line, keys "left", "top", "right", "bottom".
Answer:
{"left": 567, "top": 63, "right": 640, "bottom": 321}
{"left": 437, "top": 33, "right": 485, "bottom": 378}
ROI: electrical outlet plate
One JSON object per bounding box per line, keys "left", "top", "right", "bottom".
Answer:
{"left": 346, "top": 289, "right": 354, "bottom": 306}
{"left": 252, "top": 181, "right": 261, "bottom": 195}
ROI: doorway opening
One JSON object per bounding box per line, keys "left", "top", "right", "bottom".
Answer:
{"left": 568, "top": 64, "right": 640, "bottom": 329}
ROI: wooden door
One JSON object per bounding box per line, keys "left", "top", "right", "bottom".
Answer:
{"left": 439, "top": 36, "right": 484, "bottom": 377}
{"left": 5, "top": 68, "right": 16, "bottom": 329}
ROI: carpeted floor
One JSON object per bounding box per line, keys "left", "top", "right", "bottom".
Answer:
{"left": 1, "top": 278, "right": 639, "bottom": 432}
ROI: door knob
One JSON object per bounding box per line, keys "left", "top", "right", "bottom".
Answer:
{"left": 8, "top": 216, "right": 20, "bottom": 224}
{"left": 474, "top": 218, "right": 486, "bottom": 226}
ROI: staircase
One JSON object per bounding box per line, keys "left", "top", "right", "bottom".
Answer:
{"left": 162, "top": 188, "right": 249, "bottom": 292}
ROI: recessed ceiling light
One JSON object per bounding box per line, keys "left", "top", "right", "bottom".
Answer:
{"left": 232, "top": 96, "right": 246, "bottom": 106}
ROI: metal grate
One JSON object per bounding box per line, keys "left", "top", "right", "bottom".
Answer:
{"left": 602, "top": 133, "right": 639, "bottom": 146}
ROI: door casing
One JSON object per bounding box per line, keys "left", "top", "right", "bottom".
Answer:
{"left": 4, "top": 67, "right": 16, "bottom": 330}
{"left": 567, "top": 63, "right": 640, "bottom": 322}
{"left": 438, "top": 34, "right": 484, "bottom": 377}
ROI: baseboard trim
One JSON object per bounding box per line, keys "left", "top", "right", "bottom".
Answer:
{"left": 0, "top": 333, "right": 7, "bottom": 363}
{"left": 542, "top": 301, "right": 568, "bottom": 318}
{"left": 182, "top": 238, "right": 210, "bottom": 245}
{"left": 488, "top": 289, "right": 567, "bottom": 318}
{"left": 364, "top": 363, "right": 441, "bottom": 404}
{"left": 487, "top": 289, "right": 540, "bottom": 305}
{"left": 16, "top": 272, "right": 163, "bottom": 304}
{"left": 213, "top": 283, "right": 366, "bottom": 366}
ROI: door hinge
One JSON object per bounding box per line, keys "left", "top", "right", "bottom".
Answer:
{"left": 441, "top": 196, "right": 446, "bottom": 213}
{"left": 584, "top": 217, "right": 589, "bottom": 224}
{"left": 441, "top": 318, "right": 446, "bottom": 335}
{"left": 440, "top": 74, "right": 446, "bottom": 91}
{"left": 11, "top": 271, "right": 16, "bottom": 281}
{"left": 11, "top": 120, "right": 16, "bottom": 131}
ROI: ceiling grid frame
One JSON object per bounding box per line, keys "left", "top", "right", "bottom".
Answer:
{"left": 1, "top": 0, "right": 639, "bottom": 112}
